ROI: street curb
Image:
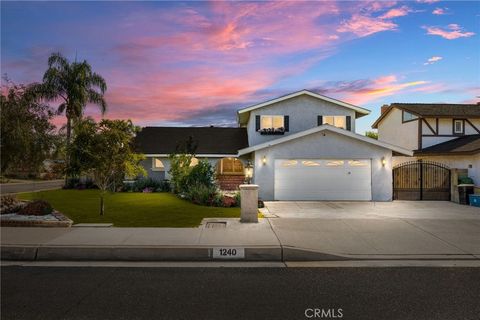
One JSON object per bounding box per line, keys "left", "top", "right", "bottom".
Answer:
{"left": 2, "top": 245, "right": 282, "bottom": 262}
{"left": 1, "top": 246, "right": 38, "bottom": 261}
{"left": 282, "top": 246, "right": 480, "bottom": 261}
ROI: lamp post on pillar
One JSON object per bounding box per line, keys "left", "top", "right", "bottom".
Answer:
{"left": 244, "top": 160, "right": 253, "bottom": 184}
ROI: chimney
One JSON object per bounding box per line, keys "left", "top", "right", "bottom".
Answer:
{"left": 381, "top": 104, "right": 389, "bottom": 114}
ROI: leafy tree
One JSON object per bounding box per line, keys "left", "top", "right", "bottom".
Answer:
{"left": 365, "top": 131, "right": 378, "bottom": 140}
{"left": 0, "top": 78, "right": 57, "bottom": 177}
{"left": 168, "top": 153, "right": 194, "bottom": 194}
{"left": 70, "top": 118, "right": 145, "bottom": 215}
{"left": 168, "top": 137, "right": 199, "bottom": 193}
{"left": 35, "top": 52, "right": 107, "bottom": 178}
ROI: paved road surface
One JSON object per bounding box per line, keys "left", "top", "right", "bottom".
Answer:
{"left": 0, "top": 180, "right": 63, "bottom": 194}
{"left": 2, "top": 266, "right": 479, "bottom": 320}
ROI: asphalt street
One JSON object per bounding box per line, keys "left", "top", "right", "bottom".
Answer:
{"left": 0, "top": 180, "right": 63, "bottom": 194}
{"left": 2, "top": 266, "right": 479, "bottom": 320}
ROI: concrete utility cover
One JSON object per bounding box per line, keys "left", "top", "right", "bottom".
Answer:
{"left": 205, "top": 222, "right": 227, "bottom": 229}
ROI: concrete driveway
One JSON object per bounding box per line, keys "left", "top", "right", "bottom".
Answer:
{"left": 262, "top": 201, "right": 480, "bottom": 259}
{"left": 262, "top": 201, "right": 480, "bottom": 220}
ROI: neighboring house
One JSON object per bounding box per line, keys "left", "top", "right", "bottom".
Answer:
{"left": 372, "top": 103, "right": 480, "bottom": 183}
{"left": 135, "top": 90, "right": 412, "bottom": 201}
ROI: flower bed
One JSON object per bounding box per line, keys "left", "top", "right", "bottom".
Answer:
{"left": 0, "top": 210, "right": 72, "bottom": 227}
{"left": 0, "top": 195, "right": 72, "bottom": 227}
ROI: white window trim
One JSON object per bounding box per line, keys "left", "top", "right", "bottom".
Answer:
{"left": 453, "top": 120, "right": 464, "bottom": 134}
{"left": 260, "top": 115, "right": 284, "bottom": 130}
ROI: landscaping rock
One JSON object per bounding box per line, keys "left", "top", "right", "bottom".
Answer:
{"left": 0, "top": 195, "right": 25, "bottom": 214}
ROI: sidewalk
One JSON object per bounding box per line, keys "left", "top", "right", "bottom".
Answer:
{"left": 2, "top": 217, "right": 480, "bottom": 261}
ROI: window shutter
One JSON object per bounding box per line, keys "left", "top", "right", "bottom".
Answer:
{"left": 255, "top": 115, "right": 260, "bottom": 131}
{"left": 346, "top": 116, "right": 351, "bottom": 131}
{"left": 317, "top": 115, "right": 323, "bottom": 126}
{"left": 284, "top": 115, "right": 289, "bottom": 132}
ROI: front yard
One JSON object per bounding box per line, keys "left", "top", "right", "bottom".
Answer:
{"left": 18, "top": 190, "right": 240, "bottom": 227}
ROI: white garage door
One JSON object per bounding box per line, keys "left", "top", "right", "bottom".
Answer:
{"left": 274, "top": 159, "right": 372, "bottom": 201}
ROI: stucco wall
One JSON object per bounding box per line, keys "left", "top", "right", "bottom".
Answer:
{"left": 393, "top": 154, "right": 480, "bottom": 185}
{"left": 422, "top": 118, "right": 480, "bottom": 148}
{"left": 252, "top": 130, "right": 393, "bottom": 201}
{"left": 378, "top": 108, "right": 418, "bottom": 150}
{"left": 246, "top": 95, "right": 356, "bottom": 147}
{"left": 141, "top": 156, "right": 243, "bottom": 181}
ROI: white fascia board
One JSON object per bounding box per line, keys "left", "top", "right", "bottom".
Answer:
{"left": 144, "top": 154, "right": 238, "bottom": 158}
{"left": 237, "top": 90, "right": 370, "bottom": 116}
{"left": 237, "top": 125, "right": 413, "bottom": 156}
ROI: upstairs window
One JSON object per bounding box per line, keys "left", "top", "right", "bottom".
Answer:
{"left": 260, "top": 115, "right": 284, "bottom": 130}
{"left": 256, "top": 115, "right": 288, "bottom": 135}
{"left": 402, "top": 111, "right": 418, "bottom": 122}
{"left": 323, "top": 116, "right": 346, "bottom": 129}
{"left": 453, "top": 120, "right": 464, "bottom": 134}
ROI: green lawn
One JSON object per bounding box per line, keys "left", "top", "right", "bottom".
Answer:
{"left": 18, "top": 189, "right": 240, "bottom": 227}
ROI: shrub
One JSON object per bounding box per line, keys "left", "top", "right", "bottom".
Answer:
{"left": 185, "top": 183, "right": 218, "bottom": 205}
{"left": 123, "top": 178, "right": 170, "bottom": 192}
{"left": 234, "top": 191, "right": 241, "bottom": 207}
{"left": 186, "top": 160, "right": 215, "bottom": 189}
{"left": 18, "top": 200, "right": 53, "bottom": 216}
{"left": 63, "top": 177, "right": 97, "bottom": 190}
{"left": 168, "top": 154, "right": 193, "bottom": 193}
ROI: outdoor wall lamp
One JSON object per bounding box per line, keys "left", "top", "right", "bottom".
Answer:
{"left": 262, "top": 155, "right": 267, "bottom": 165}
{"left": 381, "top": 157, "right": 387, "bottom": 167}
{"left": 245, "top": 160, "right": 254, "bottom": 184}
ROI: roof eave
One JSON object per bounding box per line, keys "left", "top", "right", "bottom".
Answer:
{"left": 237, "top": 90, "right": 370, "bottom": 126}
{"left": 238, "top": 125, "right": 413, "bottom": 156}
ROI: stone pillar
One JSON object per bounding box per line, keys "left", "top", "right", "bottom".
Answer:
{"left": 239, "top": 184, "right": 259, "bottom": 223}
{"left": 451, "top": 169, "right": 459, "bottom": 203}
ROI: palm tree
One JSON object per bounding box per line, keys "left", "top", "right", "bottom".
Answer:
{"left": 38, "top": 52, "right": 107, "bottom": 179}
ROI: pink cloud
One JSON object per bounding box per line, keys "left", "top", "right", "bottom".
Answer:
{"left": 423, "top": 24, "right": 475, "bottom": 39}
{"left": 416, "top": 0, "right": 440, "bottom": 3}
{"left": 379, "top": 6, "right": 412, "bottom": 19}
{"left": 337, "top": 14, "right": 398, "bottom": 37}
{"left": 432, "top": 8, "right": 447, "bottom": 15}
{"left": 334, "top": 75, "right": 428, "bottom": 105}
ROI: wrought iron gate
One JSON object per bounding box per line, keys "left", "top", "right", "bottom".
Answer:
{"left": 393, "top": 160, "right": 451, "bottom": 201}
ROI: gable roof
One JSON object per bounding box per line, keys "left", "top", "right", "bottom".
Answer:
{"left": 134, "top": 127, "right": 248, "bottom": 156}
{"left": 237, "top": 124, "right": 413, "bottom": 156}
{"left": 237, "top": 89, "right": 370, "bottom": 125}
{"left": 372, "top": 103, "right": 480, "bottom": 128}
{"left": 415, "top": 134, "right": 480, "bottom": 156}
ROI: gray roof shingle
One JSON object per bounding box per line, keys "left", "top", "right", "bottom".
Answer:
{"left": 134, "top": 127, "right": 248, "bottom": 155}
{"left": 392, "top": 103, "right": 480, "bottom": 117}
{"left": 415, "top": 134, "right": 480, "bottom": 155}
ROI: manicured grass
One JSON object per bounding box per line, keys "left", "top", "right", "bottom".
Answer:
{"left": 18, "top": 189, "right": 240, "bottom": 227}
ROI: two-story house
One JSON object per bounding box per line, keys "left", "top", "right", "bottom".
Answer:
{"left": 135, "top": 90, "right": 412, "bottom": 201}
{"left": 372, "top": 103, "right": 480, "bottom": 183}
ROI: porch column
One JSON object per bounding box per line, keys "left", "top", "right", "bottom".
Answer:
{"left": 239, "top": 184, "right": 259, "bottom": 223}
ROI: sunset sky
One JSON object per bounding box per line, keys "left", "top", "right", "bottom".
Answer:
{"left": 2, "top": 1, "right": 479, "bottom": 133}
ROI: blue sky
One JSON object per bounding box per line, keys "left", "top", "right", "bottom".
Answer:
{"left": 1, "top": 1, "right": 479, "bottom": 132}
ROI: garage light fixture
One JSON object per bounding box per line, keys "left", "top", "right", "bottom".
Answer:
{"left": 381, "top": 157, "right": 387, "bottom": 167}
{"left": 262, "top": 156, "right": 267, "bottom": 165}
